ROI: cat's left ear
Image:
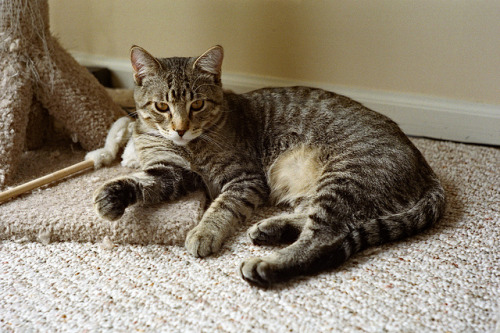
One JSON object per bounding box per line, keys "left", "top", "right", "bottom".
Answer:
{"left": 193, "top": 45, "right": 224, "bottom": 77}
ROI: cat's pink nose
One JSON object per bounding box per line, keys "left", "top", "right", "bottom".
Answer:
{"left": 176, "top": 129, "right": 186, "bottom": 137}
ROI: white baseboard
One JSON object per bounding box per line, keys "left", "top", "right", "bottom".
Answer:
{"left": 74, "top": 52, "right": 500, "bottom": 146}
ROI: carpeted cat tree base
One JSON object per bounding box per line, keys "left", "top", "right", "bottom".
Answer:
{"left": 0, "top": 0, "right": 123, "bottom": 188}
{"left": 0, "top": 141, "right": 207, "bottom": 246}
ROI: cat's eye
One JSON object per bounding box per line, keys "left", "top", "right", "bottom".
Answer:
{"left": 190, "top": 100, "right": 205, "bottom": 112}
{"left": 155, "top": 102, "right": 170, "bottom": 112}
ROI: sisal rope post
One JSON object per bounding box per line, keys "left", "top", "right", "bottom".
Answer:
{"left": 0, "top": 0, "right": 120, "bottom": 187}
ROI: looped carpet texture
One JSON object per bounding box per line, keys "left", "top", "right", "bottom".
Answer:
{"left": 0, "top": 135, "right": 498, "bottom": 332}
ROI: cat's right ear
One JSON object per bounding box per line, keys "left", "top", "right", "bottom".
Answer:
{"left": 130, "top": 45, "right": 161, "bottom": 86}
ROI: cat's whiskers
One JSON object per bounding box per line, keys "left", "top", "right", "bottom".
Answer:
{"left": 198, "top": 133, "right": 223, "bottom": 151}
{"left": 192, "top": 83, "right": 221, "bottom": 97}
{"left": 193, "top": 83, "right": 220, "bottom": 91}
{"left": 126, "top": 111, "right": 139, "bottom": 118}
{"left": 144, "top": 130, "right": 164, "bottom": 139}
{"left": 201, "top": 126, "right": 234, "bottom": 148}
{"left": 199, "top": 132, "right": 232, "bottom": 152}
{"left": 190, "top": 75, "right": 203, "bottom": 89}
{"left": 191, "top": 76, "right": 219, "bottom": 91}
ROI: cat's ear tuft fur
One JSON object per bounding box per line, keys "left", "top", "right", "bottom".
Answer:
{"left": 130, "top": 45, "right": 161, "bottom": 86}
{"left": 193, "top": 45, "right": 224, "bottom": 77}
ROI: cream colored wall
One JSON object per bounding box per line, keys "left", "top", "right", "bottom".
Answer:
{"left": 48, "top": 0, "right": 500, "bottom": 104}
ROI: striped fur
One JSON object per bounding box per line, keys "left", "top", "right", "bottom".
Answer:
{"left": 93, "top": 46, "right": 445, "bottom": 287}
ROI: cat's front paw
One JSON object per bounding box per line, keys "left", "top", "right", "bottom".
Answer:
{"left": 240, "top": 257, "right": 275, "bottom": 288}
{"left": 93, "top": 179, "right": 135, "bottom": 221}
{"left": 185, "top": 225, "right": 223, "bottom": 257}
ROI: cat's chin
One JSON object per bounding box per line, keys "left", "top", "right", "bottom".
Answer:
{"left": 170, "top": 132, "right": 202, "bottom": 146}
{"left": 162, "top": 132, "right": 193, "bottom": 146}
{"left": 171, "top": 138, "right": 190, "bottom": 146}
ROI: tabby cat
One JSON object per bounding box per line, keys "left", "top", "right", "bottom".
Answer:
{"left": 93, "top": 45, "right": 445, "bottom": 287}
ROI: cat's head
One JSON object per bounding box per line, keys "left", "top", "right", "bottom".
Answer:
{"left": 130, "top": 45, "right": 224, "bottom": 146}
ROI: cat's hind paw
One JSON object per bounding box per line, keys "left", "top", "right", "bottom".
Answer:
{"left": 248, "top": 215, "right": 303, "bottom": 245}
{"left": 248, "top": 223, "right": 282, "bottom": 246}
{"left": 240, "top": 257, "right": 274, "bottom": 288}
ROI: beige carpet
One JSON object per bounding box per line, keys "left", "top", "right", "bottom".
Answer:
{"left": 0, "top": 135, "right": 498, "bottom": 332}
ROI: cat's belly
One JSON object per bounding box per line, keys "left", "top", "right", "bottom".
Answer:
{"left": 267, "top": 145, "right": 323, "bottom": 205}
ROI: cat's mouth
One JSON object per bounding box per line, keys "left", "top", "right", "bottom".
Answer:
{"left": 155, "top": 126, "right": 195, "bottom": 146}
{"left": 172, "top": 136, "right": 190, "bottom": 146}
{"left": 169, "top": 130, "right": 202, "bottom": 146}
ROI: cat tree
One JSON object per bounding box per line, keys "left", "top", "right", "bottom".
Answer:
{"left": 0, "top": 0, "right": 123, "bottom": 187}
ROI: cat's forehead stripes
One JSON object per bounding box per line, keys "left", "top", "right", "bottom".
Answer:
{"left": 165, "top": 82, "right": 193, "bottom": 103}
{"left": 151, "top": 56, "right": 214, "bottom": 104}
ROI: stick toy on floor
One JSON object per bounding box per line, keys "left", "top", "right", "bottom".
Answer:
{"left": 0, "top": 117, "right": 138, "bottom": 204}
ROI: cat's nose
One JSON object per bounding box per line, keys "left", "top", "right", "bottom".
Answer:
{"left": 176, "top": 129, "right": 186, "bottom": 137}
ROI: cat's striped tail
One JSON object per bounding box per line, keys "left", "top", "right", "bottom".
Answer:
{"left": 333, "top": 179, "right": 446, "bottom": 268}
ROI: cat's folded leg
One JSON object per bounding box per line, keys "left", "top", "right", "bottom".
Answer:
{"left": 93, "top": 165, "right": 201, "bottom": 221}
{"left": 185, "top": 174, "right": 268, "bottom": 257}
{"left": 247, "top": 214, "right": 306, "bottom": 245}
